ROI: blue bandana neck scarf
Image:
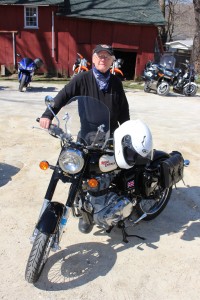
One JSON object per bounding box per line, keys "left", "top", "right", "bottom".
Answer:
{"left": 93, "top": 67, "right": 111, "bottom": 92}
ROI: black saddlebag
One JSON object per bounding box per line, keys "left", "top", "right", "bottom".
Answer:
{"left": 160, "top": 151, "right": 184, "bottom": 188}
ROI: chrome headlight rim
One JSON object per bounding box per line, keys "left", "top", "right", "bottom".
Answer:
{"left": 59, "top": 148, "right": 84, "bottom": 174}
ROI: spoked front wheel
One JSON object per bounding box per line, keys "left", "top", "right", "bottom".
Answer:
{"left": 25, "top": 232, "right": 53, "bottom": 283}
{"left": 136, "top": 186, "right": 172, "bottom": 220}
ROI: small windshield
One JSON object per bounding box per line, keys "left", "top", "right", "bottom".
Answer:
{"left": 58, "top": 96, "right": 110, "bottom": 146}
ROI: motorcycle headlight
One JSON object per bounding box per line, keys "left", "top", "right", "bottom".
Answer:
{"left": 27, "top": 66, "right": 34, "bottom": 71}
{"left": 59, "top": 149, "right": 84, "bottom": 174}
{"left": 165, "top": 70, "right": 173, "bottom": 76}
{"left": 145, "top": 71, "right": 153, "bottom": 77}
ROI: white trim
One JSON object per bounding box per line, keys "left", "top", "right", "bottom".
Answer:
{"left": 12, "top": 32, "right": 16, "bottom": 66}
{"left": 165, "top": 39, "right": 193, "bottom": 50}
{"left": 24, "top": 6, "right": 38, "bottom": 29}
{"left": 52, "top": 11, "right": 55, "bottom": 58}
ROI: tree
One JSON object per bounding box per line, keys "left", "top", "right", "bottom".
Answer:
{"left": 191, "top": 0, "right": 200, "bottom": 72}
{"left": 158, "top": 0, "right": 176, "bottom": 45}
{"left": 158, "top": 0, "right": 195, "bottom": 44}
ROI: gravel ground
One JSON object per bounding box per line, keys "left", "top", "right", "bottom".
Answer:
{"left": 0, "top": 80, "right": 200, "bottom": 300}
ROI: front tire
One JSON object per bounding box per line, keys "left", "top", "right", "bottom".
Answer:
{"left": 157, "top": 81, "right": 170, "bottom": 96}
{"left": 25, "top": 232, "right": 53, "bottom": 283}
{"left": 183, "top": 82, "right": 198, "bottom": 96}
{"left": 144, "top": 82, "right": 151, "bottom": 93}
{"left": 136, "top": 186, "right": 172, "bottom": 220}
{"left": 19, "top": 74, "right": 27, "bottom": 92}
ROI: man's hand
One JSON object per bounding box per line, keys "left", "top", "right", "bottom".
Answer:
{"left": 39, "top": 117, "right": 51, "bottom": 129}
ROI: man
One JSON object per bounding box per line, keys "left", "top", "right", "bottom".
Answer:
{"left": 40, "top": 44, "right": 130, "bottom": 133}
{"left": 39, "top": 44, "right": 130, "bottom": 233}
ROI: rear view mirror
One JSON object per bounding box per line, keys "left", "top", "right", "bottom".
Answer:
{"left": 45, "top": 95, "right": 55, "bottom": 108}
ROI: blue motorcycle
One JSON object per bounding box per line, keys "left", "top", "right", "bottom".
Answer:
{"left": 17, "top": 54, "right": 43, "bottom": 92}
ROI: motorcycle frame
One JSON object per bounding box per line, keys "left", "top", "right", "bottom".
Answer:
{"left": 35, "top": 147, "right": 170, "bottom": 236}
{"left": 173, "top": 66, "right": 197, "bottom": 93}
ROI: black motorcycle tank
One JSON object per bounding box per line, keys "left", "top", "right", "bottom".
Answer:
{"left": 85, "top": 152, "right": 102, "bottom": 174}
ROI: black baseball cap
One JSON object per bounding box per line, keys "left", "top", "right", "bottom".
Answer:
{"left": 93, "top": 44, "right": 114, "bottom": 56}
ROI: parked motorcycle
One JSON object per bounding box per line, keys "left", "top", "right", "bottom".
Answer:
{"left": 17, "top": 54, "right": 43, "bottom": 92}
{"left": 143, "top": 55, "right": 176, "bottom": 96}
{"left": 72, "top": 53, "right": 90, "bottom": 77}
{"left": 25, "top": 95, "right": 189, "bottom": 283}
{"left": 110, "top": 58, "right": 124, "bottom": 79}
{"left": 172, "top": 60, "right": 198, "bottom": 96}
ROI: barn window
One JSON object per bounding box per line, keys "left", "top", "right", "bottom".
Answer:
{"left": 24, "top": 6, "right": 38, "bottom": 28}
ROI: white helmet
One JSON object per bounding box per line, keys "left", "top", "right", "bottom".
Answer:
{"left": 114, "top": 120, "right": 153, "bottom": 169}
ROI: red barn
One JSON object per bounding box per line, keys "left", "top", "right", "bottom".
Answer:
{"left": 0, "top": 0, "right": 165, "bottom": 79}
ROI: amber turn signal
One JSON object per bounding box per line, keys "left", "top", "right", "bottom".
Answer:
{"left": 39, "top": 161, "right": 49, "bottom": 170}
{"left": 88, "top": 178, "right": 99, "bottom": 188}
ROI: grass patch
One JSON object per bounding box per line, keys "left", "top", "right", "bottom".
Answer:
{"left": 0, "top": 73, "right": 70, "bottom": 84}
{"left": 122, "top": 80, "right": 144, "bottom": 90}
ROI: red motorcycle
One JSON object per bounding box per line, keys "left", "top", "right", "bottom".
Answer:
{"left": 110, "top": 58, "right": 124, "bottom": 79}
{"left": 72, "top": 53, "right": 90, "bottom": 76}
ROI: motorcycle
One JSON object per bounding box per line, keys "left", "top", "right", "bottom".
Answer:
{"left": 17, "top": 54, "right": 43, "bottom": 92}
{"left": 110, "top": 58, "right": 124, "bottom": 79}
{"left": 172, "top": 60, "right": 198, "bottom": 96}
{"left": 25, "top": 95, "right": 189, "bottom": 283}
{"left": 143, "top": 55, "right": 176, "bottom": 96}
{"left": 72, "top": 53, "right": 90, "bottom": 77}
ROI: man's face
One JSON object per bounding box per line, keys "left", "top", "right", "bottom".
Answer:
{"left": 92, "top": 51, "right": 114, "bottom": 73}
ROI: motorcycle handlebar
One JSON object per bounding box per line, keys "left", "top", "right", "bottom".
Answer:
{"left": 48, "top": 124, "right": 64, "bottom": 138}
{"left": 36, "top": 117, "right": 62, "bottom": 138}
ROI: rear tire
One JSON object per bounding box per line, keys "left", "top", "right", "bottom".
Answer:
{"left": 157, "top": 81, "right": 170, "bottom": 96}
{"left": 19, "top": 74, "right": 26, "bottom": 92}
{"left": 25, "top": 232, "right": 53, "bottom": 283}
{"left": 183, "top": 82, "right": 197, "bottom": 96}
{"left": 136, "top": 186, "right": 172, "bottom": 220}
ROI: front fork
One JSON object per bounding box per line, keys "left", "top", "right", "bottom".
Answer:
{"left": 30, "top": 166, "right": 84, "bottom": 250}
{"left": 30, "top": 167, "right": 63, "bottom": 246}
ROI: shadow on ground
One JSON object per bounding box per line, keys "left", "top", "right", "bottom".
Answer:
{"left": 0, "top": 162, "right": 22, "bottom": 187}
{"left": 33, "top": 185, "right": 200, "bottom": 291}
{"left": 24, "top": 86, "right": 59, "bottom": 93}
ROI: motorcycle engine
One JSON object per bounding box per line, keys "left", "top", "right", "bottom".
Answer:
{"left": 90, "top": 193, "right": 133, "bottom": 229}
{"left": 83, "top": 173, "right": 133, "bottom": 229}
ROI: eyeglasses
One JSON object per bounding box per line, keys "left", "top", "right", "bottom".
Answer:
{"left": 95, "top": 54, "right": 112, "bottom": 60}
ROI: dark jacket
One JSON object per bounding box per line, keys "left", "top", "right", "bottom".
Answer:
{"left": 42, "top": 69, "right": 130, "bottom": 133}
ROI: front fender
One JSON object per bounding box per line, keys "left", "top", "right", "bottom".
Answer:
{"left": 74, "top": 66, "right": 88, "bottom": 73}
{"left": 80, "top": 66, "right": 89, "bottom": 71}
{"left": 114, "top": 68, "right": 124, "bottom": 76}
{"left": 18, "top": 71, "right": 31, "bottom": 82}
{"left": 36, "top": 202, "right": 64, "bottom": 234}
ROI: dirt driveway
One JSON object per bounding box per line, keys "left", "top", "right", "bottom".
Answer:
{"left": 0, "top": 80, "right": 200, "bottom": 300}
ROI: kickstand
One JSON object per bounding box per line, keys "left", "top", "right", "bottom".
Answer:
{"left": 106, "top": 226, "right": 114, "bottom": 233}
{"left": 118, "top": 221, "right": 146, "bottom": 243}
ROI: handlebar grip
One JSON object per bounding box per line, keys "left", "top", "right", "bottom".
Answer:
{"left": 48, "top": 124, "right": 64, "bottom": 138}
